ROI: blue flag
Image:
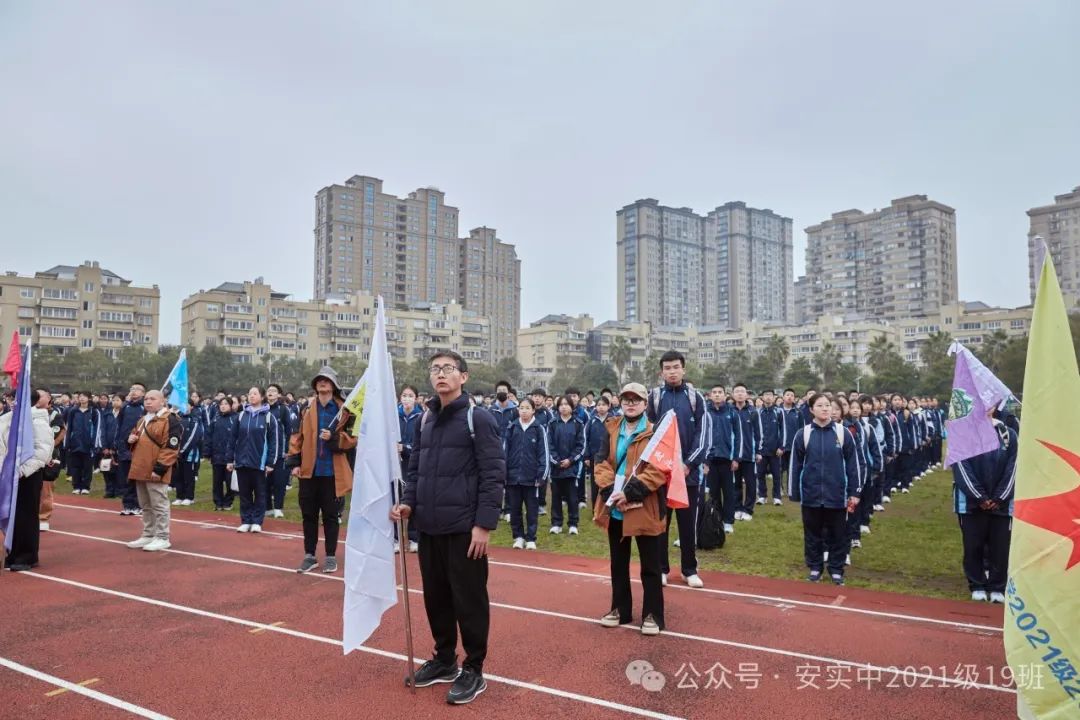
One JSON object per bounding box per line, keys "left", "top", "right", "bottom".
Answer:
{"left": 1, "top": 343, "right": 36, "bottom": 552}
{"left": 164, "top": 349, "right": 189, "bottom": 414}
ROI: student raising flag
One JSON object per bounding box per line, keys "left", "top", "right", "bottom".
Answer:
{"left": 944, "top": 341, "right": 1012, "bottom": 468}
{"left": 1005, "top": 244, "right": 1080, "bottom": 719}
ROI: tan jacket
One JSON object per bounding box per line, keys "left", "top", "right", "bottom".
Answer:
{"left": 287, "top": 398, "right": 357, "bottom": 497}
{"left": 593, "top": 416, "right": 668, "bottom": 538}
{"left": 128, "top": 409, "right": 183, "bottom": 483}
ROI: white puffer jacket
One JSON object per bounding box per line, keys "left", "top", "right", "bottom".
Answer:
{"left": 0, "top": 407, "right": 54, "bottom": 477}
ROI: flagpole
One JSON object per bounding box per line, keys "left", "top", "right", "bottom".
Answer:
{"left": 392, "top": 477, "right": 416, "bottom": 693}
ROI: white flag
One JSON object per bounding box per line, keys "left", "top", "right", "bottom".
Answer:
{"left": 342, "top": 297, "right": 401, "bottom": 653}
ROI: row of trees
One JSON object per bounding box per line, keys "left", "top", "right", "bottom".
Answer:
{"left": 14, "top": 317, "right": 1080, "bottom": 400}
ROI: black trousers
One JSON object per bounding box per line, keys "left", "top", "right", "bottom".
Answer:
{"left": 5, "top": 471, "right": 43, "bottom": 567}
{"left": 958, "top": 512, "right": 1011, "bottom": 592}
{"left": 705, "top": 458, "right": 737, "bottom": 525}
{"left": 299, "top": 475, "right": 339, "bottom": 556}
{"left": 211, "top": 463, "right": 235, "bottom": 508}
{"left": 801, "top": 505, "right": 848, "bottom": 576}
{"left": 550, "top": 477, "right": 579, "bottom": 528}
{"left": 506, "top": 485, "right": 539, "bottom": 542}
{"left": 608, "top": 518, "right": 664, "bottom": 628}
{"left": 895, "top": 453, "right": 914, "bottom": 490}
{"left": 418, "top": 532, "right": 490, "bottom": 673}
{"left": 757, "top": 453, "right": 783, "bottom": 501}
{"left": 175, "top": 460, "right": 198, "bottom": 501}
{"left": 117, "top": 459, "right": 140, "bottom": 510}
{"left": 67, "top": 451, "right": 94, "bottom": 491}
{"left": 735, "top": 461, "right": 757, "bottom": 514}
{"left": 661, "top": 483, "right": 700, "bottom": 576}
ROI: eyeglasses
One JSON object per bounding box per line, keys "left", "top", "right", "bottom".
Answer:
{"left": 621, "top": 397, "right": 645, "bottom": 405}
{"left": 429, "top": 364, "right": 460, "bottom": 377}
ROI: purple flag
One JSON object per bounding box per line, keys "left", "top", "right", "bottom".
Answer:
{"left": 944, "top": 341, "right": 1012, "bottom": 468}
{"left": 1, "top": 343, "right": 35, "bottom": 552}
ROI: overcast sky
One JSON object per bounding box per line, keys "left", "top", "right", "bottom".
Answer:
{"left": 2, "top": 1, "right": 1077, "bottom": 345}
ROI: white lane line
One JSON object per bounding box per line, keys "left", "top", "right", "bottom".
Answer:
{"left": 0, "top": 656, "right": 173, "bottom": 720}
{"left": 54, "top": 502, "right": 1002, "bottom": 633}
{"left": 47, "top": 528, "right": 1013, "bottom": 694}
{"left": 16, "top": 572, "right": 684, "bottom": 720}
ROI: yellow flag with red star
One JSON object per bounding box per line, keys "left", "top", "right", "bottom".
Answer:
{"left": 1006, "top": 250, "right": 1080, "bottom": 718}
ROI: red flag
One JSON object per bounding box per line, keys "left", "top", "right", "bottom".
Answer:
{"left": 639, "top": 410, "right": 689, "bottom": 509}
{"left": 3, "top": 331, "right": 21, "bottom": 389}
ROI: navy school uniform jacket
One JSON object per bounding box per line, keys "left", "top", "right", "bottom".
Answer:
{"left": 204, "top": 412, "right": 237, "bottom": 464}
{"left": 646, "top": 383, "right": 709, "bottom": 481}
{"left": 789, "top": 421, "right": 860, "bottom": 509}
{"left": 398, "top": 404, "right": 424, "bottom": 460}
{"left": 843, "top": 419, "right": 868, "bottom": 485}
{"left": 179, "top": 412, "right": 204, "bottom": 464}
{"left": 799, "top": 403, "right": 814, "bottom": 427}
{"left": 98, "top": 410, "right": 118, "bottom": 456}
{"left": 534, "top": 407, "right": 556, "bottom": 427}
{"left": 895, "top": 411, "right": 916, "bottom": 455}
{"left": 879, "top": 411, "right": 897, "bottom": 457}
{"left": 228, "top": 404, "right": 280, "bottom": 470}
{"left": 952, "top": 422, "right": 1017, "bottom": 516}
{"left": 547, "top": 415, "right": 585, "bottom": 480}
{"left": 113, "top": 399, "right": 145, "bottom": 461}
{"left": 779, "top": 406, "right": 803, "bottom": 454}
{"left": 504, "top": 419, "right": 550, "bottom": 486}
{"left": 268, "top": 401, "right": 294, "bottom": 465}
{"left": 731, "top": 402, "right": 761, "bottom": 463}
{"left": 64, "top": 406, "right": 100, "bottom": 455}
{"left": 862, "top": 416, "right": 885, "bottom": 475}
{"left": 402, "top": 393, "right": 506, "bottom": 535}
{"left": 758, "top": 405, "right": 783, "bottom": 454}
{"left": 585, "top": 413, "right": 612, "bottom": 465}
{"left": 706, "top": 401, "right": 742, "bottom": 461}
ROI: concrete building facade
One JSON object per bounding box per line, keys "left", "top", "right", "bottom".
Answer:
{"left": 1028, "top": 185, "right": 1080, "bottom": 309}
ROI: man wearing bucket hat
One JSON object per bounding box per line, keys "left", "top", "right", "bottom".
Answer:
{"left": 285, "top": 366, "right": 357, "bottom": 574}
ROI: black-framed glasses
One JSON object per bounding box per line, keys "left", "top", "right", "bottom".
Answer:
{"left": 429, "top": 364, "right": 460, "bottom": 377}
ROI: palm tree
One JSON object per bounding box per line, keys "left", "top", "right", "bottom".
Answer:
{"left": 763, "top": 334, "right": 790, "bottom": 371}
{"left": 866, "top": 333, "right": 898, "bottom": 376}
{"left": 980, "top": 330, "right": 1010, "bottom": 372}
{"left": 608, "top": 336, "right": 632, "bottom": 383}
{"left": 813, "top": 342, "right": 843, "bottom": 388}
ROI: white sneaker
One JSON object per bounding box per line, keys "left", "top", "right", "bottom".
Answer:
{"left": 661, "top": 573, "right": 668, "bottom": 587}
{"left": 407, "top": 541, "right": 418, "bottom": 553}
{"left": 971, "top": 590, "right": 988, "bottom": 602}
{"left": 172, "top": 499, "right": 183, "bottom": 506}
{"left": 773, "top": 498, "right": 783, "bottom": 506}
{"left": 538, "top": 507, "right": 547, "bottom": 516}
{"left": 39, "top": 522, "right": 50, "bottom": 532}
{"left": 673, "top": 538, "right": 681, "bottom": 547}
{"left": 512, "top": 537, "right": 525, "bottom": 549}
{"left": 127, "top": 536, "right": 153, "bottom": 549}
{"left": 860, "top": 525, "right": 871, "bottom": 535}
{"left": 723, "top": 523, "right": 735, "bottom": 534}
{"left": 525, "top": 541, "right": 537, "bottom": 550}
{"left": 851, "top": 539, "right": 862, "bottom": 548}
{"left": 756, "top": 497, "right": 765, "bottom": 505}
{"left": 873, "top": 504, "right": 885, "bottom": 512}
{"left": 901, "top": 488, "right": 910, "bottom": 494}
{"left": 989, "top": 592, "right": 1005, "bottom": 604}
{"left": 236, "top": 524, "right": 251, "bottom": 533}
{"left": 185, "top": 499, "right": 196, "bottom": 506}
{"left": 742, "top": 513, "right": 753, "bottom": 522}
{"left": 578, "top": 502, "right": 587, "bottom": 509}
{"left": 734, "top": 511, "right": 745, "bottom": 520}
{"left": 685, "top": 574, "right": 704, "bottom": 589}
{"left": 882, "top": 495, "right": 892, "bottom": 504}
{"left": 249, "top": 524, "right": 262, "bottom": 533}
{"left": 276, "top": 509, "right": 285, "bottom": 517}
{"left": 845, "top": 554, "right": 851, "bottom": 566}
{"left": 502, "top": 513, "right": 511, "bottom": 522}
{"left": 549, "top": 526, "right": 562, "bottom": 535}
{"left": 393, "top": 542, "right": 401, "bottom": 553}
{"left": 143, "top": 538, "right": 171, "bottom": 552}
{"left": 568, "top": 526, "right": 579, "bottom": 535}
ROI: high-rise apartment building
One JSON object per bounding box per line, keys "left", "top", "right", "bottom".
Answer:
{"left": 0, "top": 261, "right": 160, "bottom": 357}
{"left": 706, "top": 201, "right": 794, "bottom": 327}
{"left": 804, "top": 195, "right": 958, "bottom": 321}
{"left": 314, "top": 175, "right": 520, "bottom": 359}
{"left": 1027, "top": 185, "right": 1080, "bottom": 309}
{"left": 617, "top": 198, "right": 794, "bottom": 329}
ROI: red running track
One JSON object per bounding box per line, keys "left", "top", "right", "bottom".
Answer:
{"left": 0, "top": 498, "right": 1014, "bottom": 720}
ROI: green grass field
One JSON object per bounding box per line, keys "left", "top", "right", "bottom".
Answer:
{"left": 67, "top": 464, "right": 966, "bottom": 600}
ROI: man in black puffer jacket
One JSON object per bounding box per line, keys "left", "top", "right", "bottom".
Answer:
{"left": 393, "top": 351, "right": 505, "bottom": 706}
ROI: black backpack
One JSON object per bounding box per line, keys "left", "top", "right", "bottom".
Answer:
{"left": 697, "top": 497, "right": 726, "bottom": 550}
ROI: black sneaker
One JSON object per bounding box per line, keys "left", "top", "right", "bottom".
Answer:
{"left": 446, "top": 667, "right": 486, "bottom": 705}
{"left": 808, "top": 570, "right": 822, "bottom": 583}
{"left": 831, "top": 574, "right": 845, "bottom": 586}
{"left": 407, "top": 659, "right": 459, "bottom": 688}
